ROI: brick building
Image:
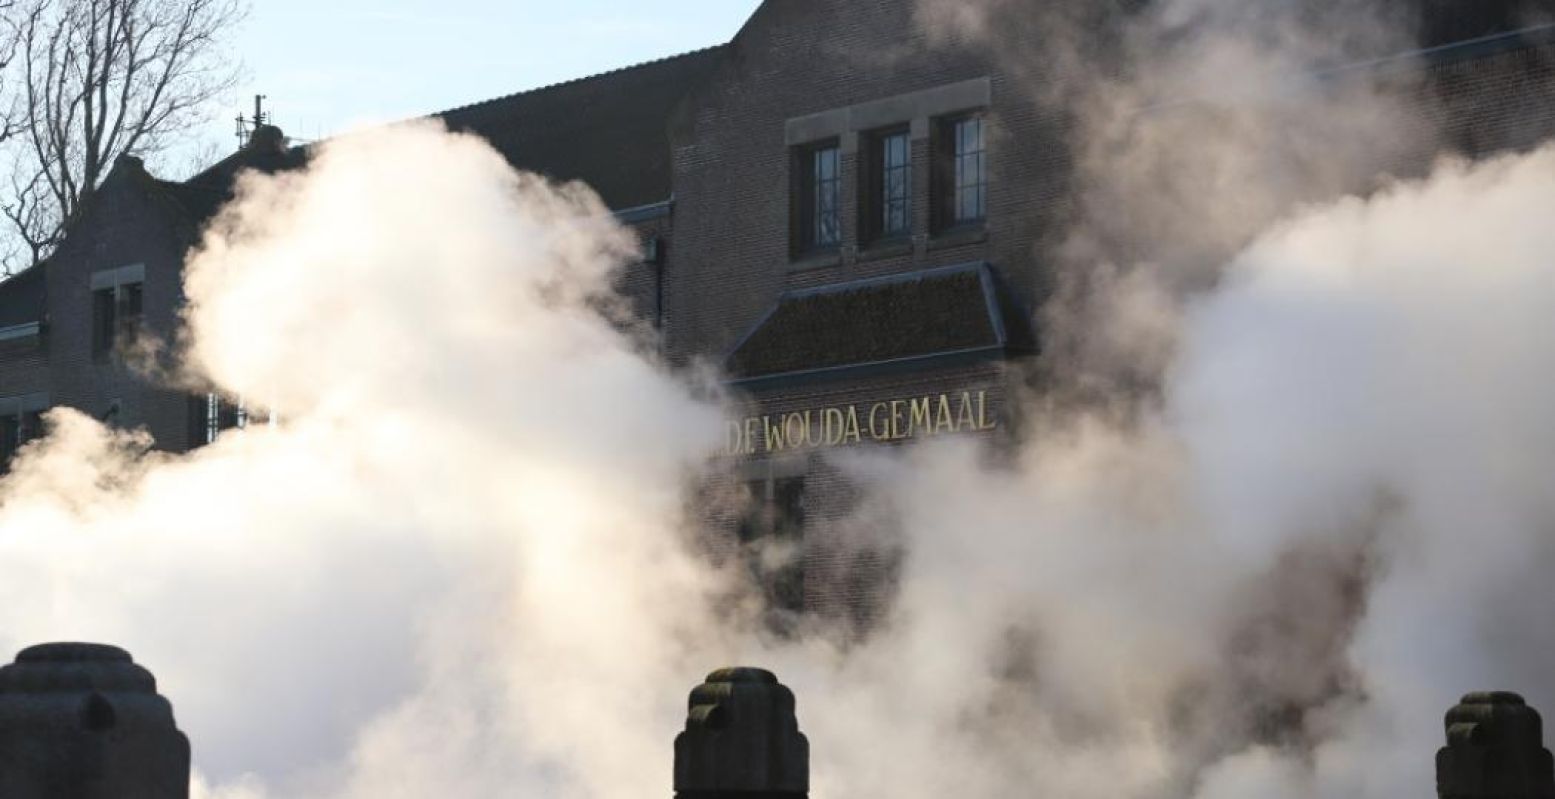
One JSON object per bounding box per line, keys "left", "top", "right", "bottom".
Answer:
{"left": 0, "top": 0, "right": 1551, "bottom": 621}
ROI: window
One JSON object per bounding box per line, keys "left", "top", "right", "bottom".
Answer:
{"left": 864, "top": 128, "right": 912, "bottom": 242}
{"left": 121, "top": 282, "right": 143, "bottom": 333}
{"left": 91, "top": 289, "right": 116, "bottom": 357}
{"left": 0, "top": 406, "right": 46, "bottom": 469}
{"left": 91, "top": 281, "right": 144, "bottom": 359}
{"left": 934, "top": 114, "right": 988, "bottom": 230}
{"left": 794, "top": 141, "right": 842, "bottom": 254}
{"left": 204, "top": 393, "right": 247, "bottom": 444}
{"left": 0, "top": 415, "right": 18, "bottom": 464}
{"left": 737, "top": 476, "right": 806, "bottom": 615}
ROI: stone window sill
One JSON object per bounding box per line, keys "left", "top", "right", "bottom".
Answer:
{"left": 857, "top": 239, "right": 913, "bottom": 262}
{"left": 927, "top": 226, "right": 988, "bottom": 251}
{"left": 788, "top": 250, "right": 842, "bottom": 273}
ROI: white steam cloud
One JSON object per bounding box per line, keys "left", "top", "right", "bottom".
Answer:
{"left": 0, "top": 123, "right": 737, "bottom": 797}
{"left": 912, "top": 0, "right": 1448, "bottom": 404}
{"left": 800, "top": 146, "right": 1555, "bottom": 799}
{"left": 0, "top": 112, "right": 1552, "bottom": 799}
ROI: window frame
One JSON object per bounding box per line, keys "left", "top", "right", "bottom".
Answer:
{"left": 736, "top": 475, "right": 806, "bottom": 614}
{"left": 0, "top": 414, "right": 19, "bottom": 466}
{"left": 791, "top": 139, "right": 844, "bottom": 257}
{"left": 90, "top": 287, "right": 117, "bottom": 359}
{"left": 933, "top": 112, "right": 989, "bottom": 233}
{"left": 0, "top": 400, "right": 48, "bottom": 470}
{"left": 90, "top": 278, "right": 145, "bottom": 361}
{"left": 862, "top": 126, "right": 913, "bottom": 245}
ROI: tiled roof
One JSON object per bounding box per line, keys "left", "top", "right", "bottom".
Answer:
{"left": 166, "top": 127, "right": 308, "bottom": 229}
{"left": 19, "top": 44, "right": 729, "bottom": 259}
{"left": 185, "top": 126, "right": 309, "bottom": 195}
{"left": 152, "top": 179, "right": 228, "bottom": 228}
{"left": 435, "top": 46, "right": 727, "bottom": 210}
{"left": 727, "top": 263, "right": 1035, "bottom": 384}
{"left": 0, "top": 265, "right": 44, "bottom": 329}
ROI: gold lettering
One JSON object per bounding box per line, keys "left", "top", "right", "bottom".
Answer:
{"left": 977, "top": 390, "right": 997, "bottom": 430}
{"left": 910, "top": 397, "right": 932, "bottom": 436}
{"left": 745, "top": 417, "right": 762, "bottom": 455}
{"left": 956, "top": 392, "right": 977, "bottom": 432}
{"left": 727, "top": 421, "right": 745, "bottom": 456}
{"left": 868, "top": 403, "right": 890, "bottom": 441}
{"left": 843, "top": 406, "right": 862, "bottom": 444}
{"left": 804, "top": 410, "right": 825, "bottom": 448}
{"left": 764, "top": 415, "right": 785, "bottom": 452}
{"left": 784, "top": 413, "right": 806, "bottom": 450}
{"left": 935, "top": 394, "right": 955, "bottom": 433}
{"left": 725, "top": 391, "right": 997, "bottom": 453}
{"left": 824, "top": 408, "right": 845, "bottom": 446}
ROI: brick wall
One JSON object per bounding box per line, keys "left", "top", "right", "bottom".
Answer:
{"left": 0, "top": 338, "right": 47, "bottom": 399}
{"left": 43, "top": 162, "right": 202, "bottom": 452}
{"left": 664, "top": 0, "right": 1069, "bottom": 370}
{"left": 1430, "top": 40, "right": 1555, "bottom": 157}
{"left": 660, "top": 3, "right": 1555, "bottom": 621}
{"left": 614, "top": 211, "right": 674, "bottom": 340}
{"left": 706, "top": 359, "right": 1017, "bottom": 624}
{"left": 662, "top": 0, "right": 1077, "bottom": 621}
{"left": 0, "top": 0, "right": 1552, "bottom": 624}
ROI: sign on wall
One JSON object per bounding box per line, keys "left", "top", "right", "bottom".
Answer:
{"left": 726, "top": 390, "right": 998, "bottom": 456}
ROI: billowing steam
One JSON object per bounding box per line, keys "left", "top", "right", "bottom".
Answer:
{"left": 798, "top": 145, "right": 1555, "bottom": 799}
{"left": 913, "top": 0, "right": 1448, "bottom": 406}
{"left": 0, "top": 33, "right": 1552, "bottom": 799}
{"left": 0, "top": 123, "right": 738, "bottom": 797}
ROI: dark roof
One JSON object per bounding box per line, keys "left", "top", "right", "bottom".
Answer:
{"left": 1116, "top": 0, "right": 1553, "bottom": 53}
{"left": 152, "top": 179, "right": 228, "bottom": 227}
{"left": 1416, "top": 0, "right": 1555, "bottom": 48}
{"left": 149, "top": 126, "right": 309, "bottom": 231}
{"left": 727, "top": 263, "right": 1035, "bottom": 385}
{"left": 186, "top": 126, "right": 309, "bottom": 195}
{"left": 435, "top": 46, "right": 727, "bottom": 210}
{"left": 35, "top": 45, "right": 727, "bottom": 250}
{"left": 0, "top": 265, "right": 45, "bottom": 329}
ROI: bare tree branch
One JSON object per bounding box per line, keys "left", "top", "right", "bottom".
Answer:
{"left": 0, "top": 0, "right": 246, "bottom": 274}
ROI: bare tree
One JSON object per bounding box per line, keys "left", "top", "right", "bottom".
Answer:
{"left": 0, "top": 0, "right": 244, "bottom": 274}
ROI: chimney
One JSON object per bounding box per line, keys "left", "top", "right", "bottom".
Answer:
{"left": 1439, "top": 692, "right": 1555, "bottom": 799}
{"left": 0, "top": 643, "right": 190, "bottom": 799}
{"left": 244, "top": 124, "right": 288, "bottom": 155}
{"left": 674, "top": 667, "right": 808, "bottom": 799}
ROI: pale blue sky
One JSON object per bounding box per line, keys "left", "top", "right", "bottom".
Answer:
{"left": 206, "top": 1, "right": 761, "bottom": 148}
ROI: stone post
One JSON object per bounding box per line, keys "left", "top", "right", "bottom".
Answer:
{"left": 0, "top": 643, "right": 190, "bottom": 799}
{"left": 674, "top": 667, "right": 807, "bottom": 799}
{"left": 1438, "top": 691, "right": 1555, "bottom": 799}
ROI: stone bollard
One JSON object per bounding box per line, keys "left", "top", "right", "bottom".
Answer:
{"left": 1438, "top": 692, "right": 1555, "bottom": 799}
{"left": 674, "top": 667, "right": 808, "bottom": 799}
{"left": 0, "top": 643, "right": 190, "bottom": 799}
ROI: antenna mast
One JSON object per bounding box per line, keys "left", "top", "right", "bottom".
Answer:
{"left": 234, "top": 94, "right": 269, "bottom": 150}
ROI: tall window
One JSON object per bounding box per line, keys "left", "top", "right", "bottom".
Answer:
{"left": 866, "top": 128, "right": 911, "bottom": 242}
{"left": 0, "top": 408, "right": 45, "bottom": 469}
{"left": 121, "top": 283, "right": 143, "bottom": 332}
{"left": 794, "top": 141, "right": 841, "bottom": 254}
{"left": 737, "top": 476, "right": 806, "bottom": 615}
{"left": 91, "top": 281, "right": 144, "bottom": 359}
{"left": 935, "top": 114, "right": 988, "bottom": 230}
{"left": 0, "top": 415, "right": 18, "bottom": 465}
{"left": 91, "top": 288, "right": 116, "bottom": 357}
{"left": 953, "top": 116, "right": 987, "bottom": 223}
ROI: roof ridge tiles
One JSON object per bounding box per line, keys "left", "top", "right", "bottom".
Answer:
{"left": 432, "top": 43, "right": 728, "bottom": 119}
